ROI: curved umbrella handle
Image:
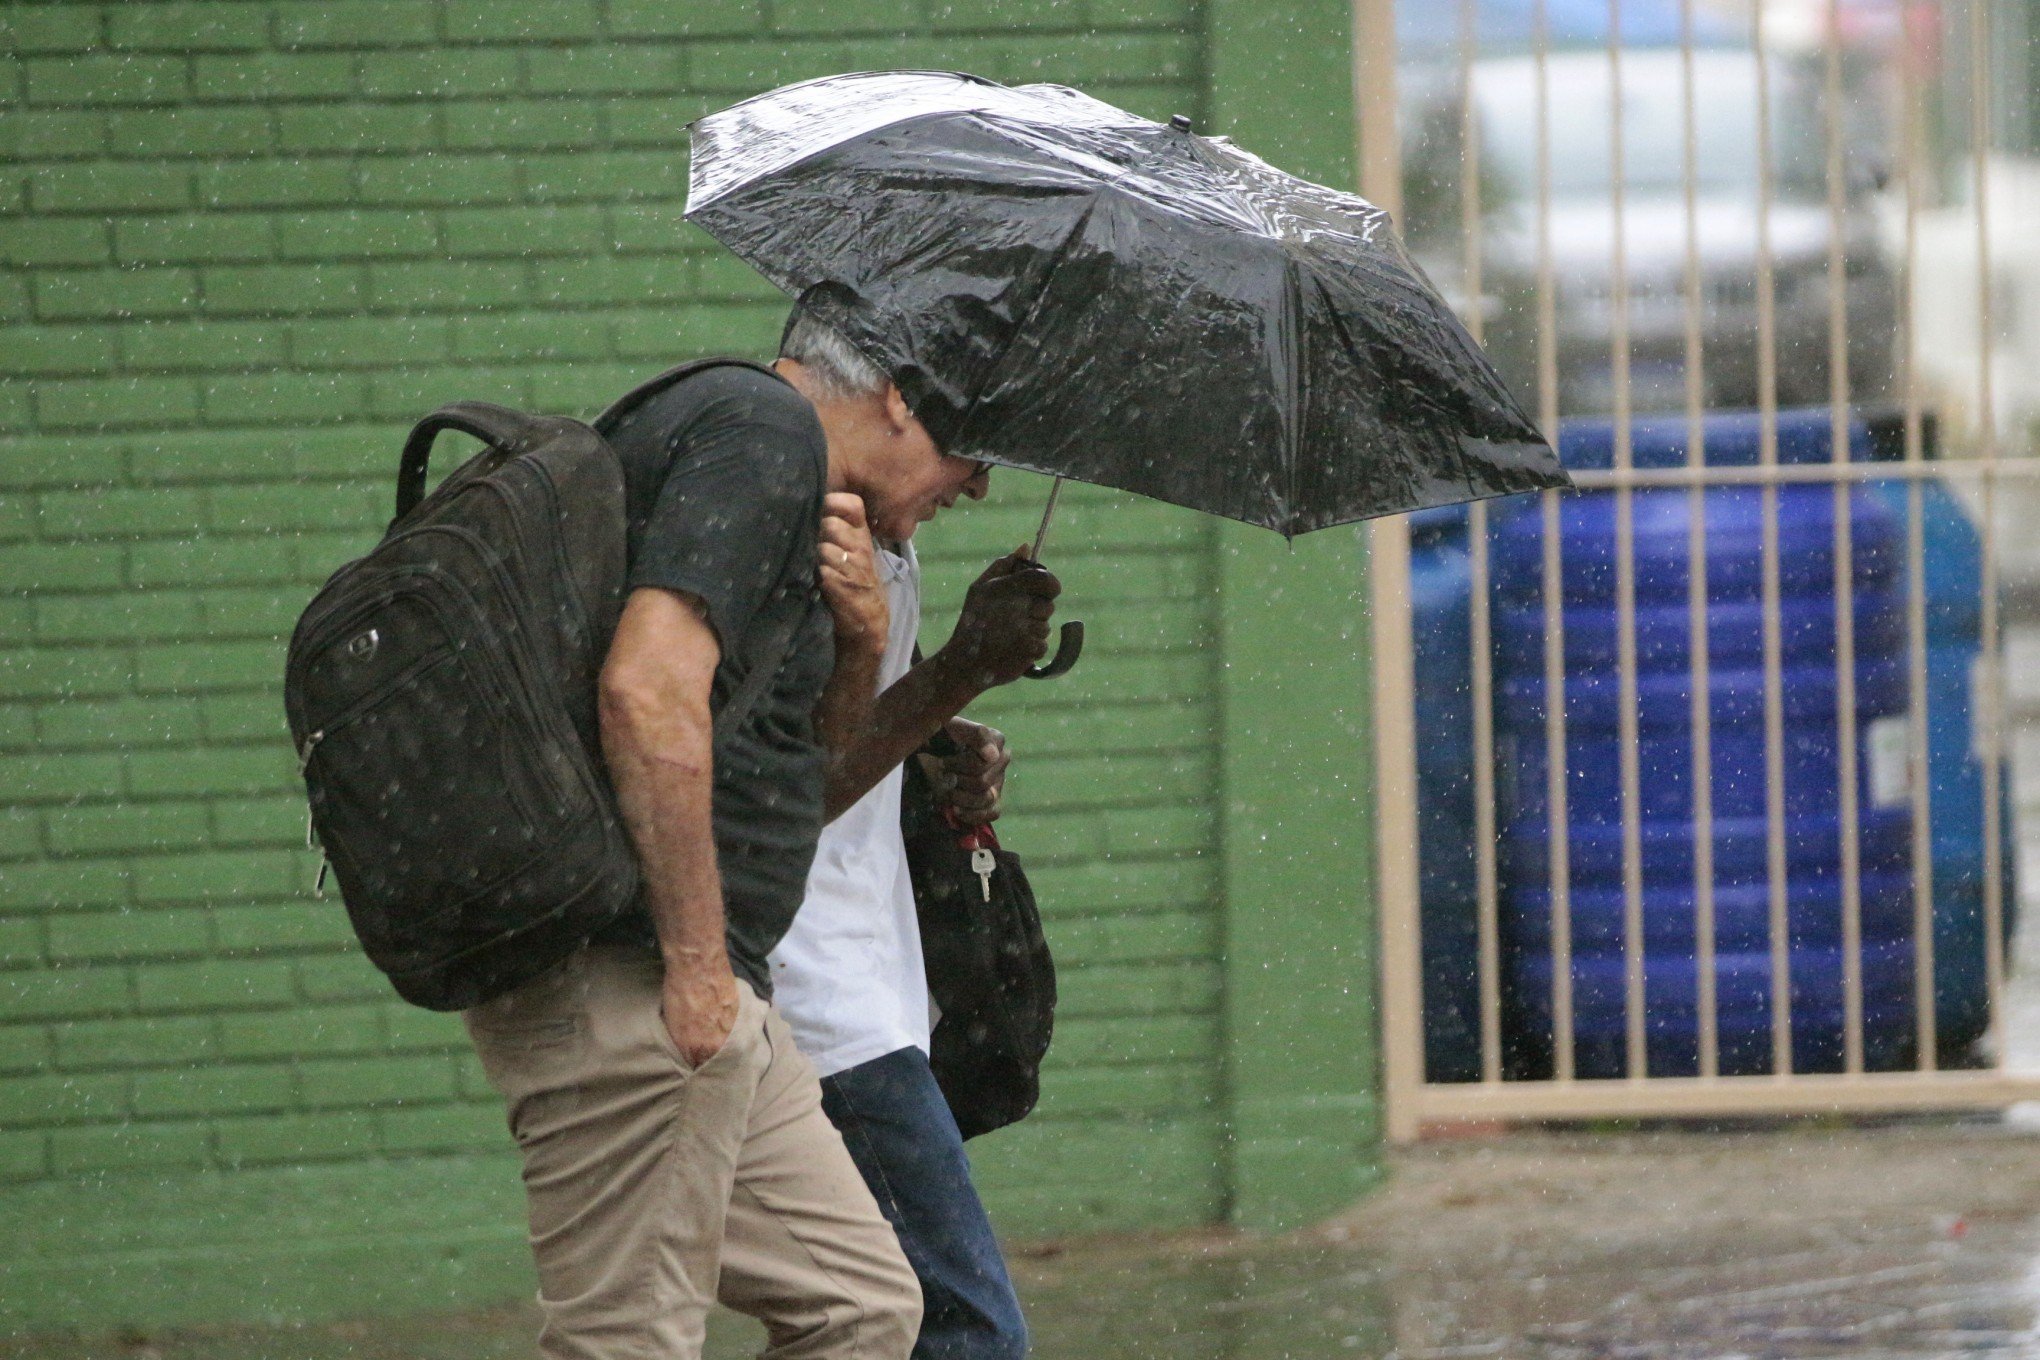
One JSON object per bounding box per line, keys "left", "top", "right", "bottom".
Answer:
{"left": 1024, "top": 620, "right": 1084, "bottom": 680}
{"left": 1019, "top": 484, "right": 1081, "bottom": 680}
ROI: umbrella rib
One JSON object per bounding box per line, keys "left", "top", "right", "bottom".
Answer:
{"left": 1280, "top": 251, "right": 1304, "bottom": 539}
{"left": 1300, "top": 263, "right": 1482, "bottom": 516}
{"left": 942, "top": 196, "right": 1101, "bottom": 454}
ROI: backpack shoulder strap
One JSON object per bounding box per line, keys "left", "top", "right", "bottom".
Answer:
{"left": 593, "top": 357, "right": 785, "bottom": 435}
{"left": 709, "top": 603, "right": 805, "bottom": 740}
{"left": 598, "top": 358, "right": 809, "bottom": 740}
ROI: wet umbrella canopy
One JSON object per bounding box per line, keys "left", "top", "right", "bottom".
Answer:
{"left": 687, "top": 70, "right": 1567, "bottom": 536}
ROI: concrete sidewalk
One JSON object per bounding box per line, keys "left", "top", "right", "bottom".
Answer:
{"left": 6, "top": 1117, "right": 2036, "bottom": 1359}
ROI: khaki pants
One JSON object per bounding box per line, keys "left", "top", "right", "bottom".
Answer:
{"left": 465, "top": 946, "right": 923, "bottom": 1359}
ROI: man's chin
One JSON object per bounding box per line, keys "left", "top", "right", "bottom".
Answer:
{"left": 889, "top": 508, "right": 938, "bottom": 540}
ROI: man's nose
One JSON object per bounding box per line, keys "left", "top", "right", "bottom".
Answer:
{"left": 964, "top": 467, "right": 991, "bottom": 500}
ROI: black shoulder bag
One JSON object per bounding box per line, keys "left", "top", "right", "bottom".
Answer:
{"left": 900, "top": 730, "right": 1057, "bottom": 1139}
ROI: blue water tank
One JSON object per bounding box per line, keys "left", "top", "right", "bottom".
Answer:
{"left": 1489, "top": 410, "right": 1918, "bottom": 1077}
{"left": 1858, "top": 475, "right": 2018, "bottom": 1061}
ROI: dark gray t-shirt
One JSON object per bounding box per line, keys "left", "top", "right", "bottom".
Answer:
{"left": 595, "top": 363, "right": 834, "bottom": 998}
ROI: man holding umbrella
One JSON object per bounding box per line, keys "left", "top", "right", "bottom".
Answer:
{"left": 678, "top": 67, "right": 1564, "bottom": 1350}
{"left": 656, "top": 68, "right": 1559, "bottom": 1360}
{"left": 771, "top": 305, "right": 1038, "bottom": 1360}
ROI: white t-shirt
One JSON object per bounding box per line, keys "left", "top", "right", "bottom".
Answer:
{"left": 767, "top": 542, "right": 933, "bottom": 1078}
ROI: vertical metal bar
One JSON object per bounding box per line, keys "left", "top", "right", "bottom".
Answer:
{"left": 1753, "top": 0, "right": 1795, "bottom": 1076}
{"left": 1534, "top": 0, "right": 1575, "bottom": 1085}
{"left": 1899, "top": 0, "right": 1939, "bottom": 1071}
{"left": 1457, "top": 0, "right": 1505, "bottom": 1085}
{"left": 1458, "top": 0, "right": 1484, "bottom": 340}
{"left": 1607, "top": 0, "right": 1648, "bottom": 1080}
{"left": 1469, "top": 521, "right": 1503, "bottom": 1086}
{"left": 1354, "top": 0, "right": 1425, "bottom": 1142}
{"left": 1542, "top": 494, "right": 1572, "bottom": 1085}
{"left": 1533, "top": 0, "right": 1559, "bottom": 446}
{"left": 1371, "top": 518, "right": 1423, "bottom": 1139}
{"left": 1677, "top": 0, "right": 1718, "bottom": 1079}
{"left": 1822, "top": 0, "right": 1866, "bottom": 1075}
{"left": 1968, "top": 0, "right": 2008, "bottom": 1072}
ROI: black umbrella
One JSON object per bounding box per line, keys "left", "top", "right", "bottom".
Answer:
{"left": 687, "top": 71, "right": 1569, "bottom": 673}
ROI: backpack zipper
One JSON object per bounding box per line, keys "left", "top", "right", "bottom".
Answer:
{"left": 288, "top": 531, "right": 590, "bottom": 900}
{"left": 297, "top": 557, "right": 581, "bottom": 830}
{"left": 410, "top": 525, "right": 593, "bottom": 814}
{"left": 297, "top": 729, "right": 331, "bottom": 896}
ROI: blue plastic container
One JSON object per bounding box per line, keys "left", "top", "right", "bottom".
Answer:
{"left": 1489, "top": 410, "right": 1917, "bottom": 1077}
{"left": 1407, "top": 409, "right": 2012, "bottom": 1078}
{"left": 1858, "top": 476, "right": 2017, "bottom": 1059}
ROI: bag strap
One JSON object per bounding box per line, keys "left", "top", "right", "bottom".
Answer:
{"left": 402, "top": 364, "right": 779, "bottom": 522}
{"left": 594, "top": 357, "right": 785, "bottom": 434}
{"left": 395, "top": 401, "right": 542, "bottom": 522}
{"left": 599, "top": 358, "right": 805, "bottom": 740}
{"left": 712, "top": 603, "right": 804, "bottom": 740}
{"left": 398, "top": 368, "right": 805, "bottom": 739}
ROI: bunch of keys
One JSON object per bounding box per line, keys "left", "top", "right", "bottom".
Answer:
{"left": 927, "top": 726, "right": 1000, "bottom": 902}
{"left": 946, "top": 812, "right": 1000, "bottom": 902}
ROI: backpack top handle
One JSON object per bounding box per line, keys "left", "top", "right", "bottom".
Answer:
{"left": 395, "top": 402, "right": 545, "bottom": 523}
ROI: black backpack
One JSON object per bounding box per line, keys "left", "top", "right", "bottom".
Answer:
{"left": 285, "top": 360, "right": 784, "bottom": 1010}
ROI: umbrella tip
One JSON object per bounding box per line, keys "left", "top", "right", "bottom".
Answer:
{"left": 1169, "top": 114, "right": 1193, "bottom": 133}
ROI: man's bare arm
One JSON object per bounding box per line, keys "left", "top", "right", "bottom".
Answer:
{"left": 821, "top": 548, "right": 1060, "bottom": 820}
{"left": 822, "top": 648, "right": 984, "bottom": 821}
{"left": 598, "top": 586, "right": 737, "bottom": 1065}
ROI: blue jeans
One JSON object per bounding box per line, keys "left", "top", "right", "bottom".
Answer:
{"left": 819, "top": 1047, "right": 1029, "bottom": 1360}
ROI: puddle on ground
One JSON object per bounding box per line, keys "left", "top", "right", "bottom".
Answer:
{"left": 995, "top": 1218, "right": 2040, "bottom": 1359}
{"left": 7, "top": 1125, "right": 2038, "bottom": 1359}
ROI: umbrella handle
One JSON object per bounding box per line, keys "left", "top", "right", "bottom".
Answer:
{"left": 1024, "top": 619, "right": 1083, "bottom": 680}
{"left": 1021, "top": 477, "right": 1081, "bottom": 679}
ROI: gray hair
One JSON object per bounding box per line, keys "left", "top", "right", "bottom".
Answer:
{"left": 778, "top": 308, "right": 888, "bottom": 402}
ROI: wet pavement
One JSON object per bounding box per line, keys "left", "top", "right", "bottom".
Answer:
{"left": 1315, "top": 1120, "right": 2040, "bottom": 1359}
{"left": 8, "top": 1117, "right": 2037, "bottom": 1359}
{"left": 1005, "top": 1120, "right": 2040, "bottom": 1358}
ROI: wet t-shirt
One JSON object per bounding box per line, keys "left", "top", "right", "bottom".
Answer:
{"left": 594, "top": 362, "right": 834, "bottom": 998}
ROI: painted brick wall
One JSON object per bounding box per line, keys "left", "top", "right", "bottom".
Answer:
{"left": 1, "top": 0, "right": 1266, "bottom": 1327}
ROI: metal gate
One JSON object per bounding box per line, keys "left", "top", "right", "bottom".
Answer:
{"left": 1361, "top": 0, "right": 2040, "bottom": 1139}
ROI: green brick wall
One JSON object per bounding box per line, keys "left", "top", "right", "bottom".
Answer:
{"left": 0, "top": 0, "right": 1376, "bottom": 1332}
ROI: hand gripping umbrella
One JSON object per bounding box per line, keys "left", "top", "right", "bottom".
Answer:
{"left": 687, "top": 70, "right": 1569, "bottom": 677}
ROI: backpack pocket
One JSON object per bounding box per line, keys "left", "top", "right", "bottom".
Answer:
{"left": 296, "top": 566, "right": 594, "bottom": 952}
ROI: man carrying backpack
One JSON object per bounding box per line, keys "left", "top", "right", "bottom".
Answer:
{"left": 460, "top": 317, "right": 1059, "bottom": 1359}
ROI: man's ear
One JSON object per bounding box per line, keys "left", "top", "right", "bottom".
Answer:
{"left": 882, "top": 383, "right": 916, "bottom": 435}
